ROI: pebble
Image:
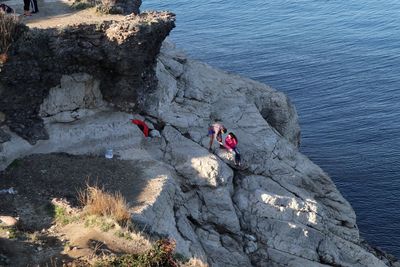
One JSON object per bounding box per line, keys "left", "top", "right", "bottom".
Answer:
{"left": 0, "top": 216, "right": 18, "bottom": 227}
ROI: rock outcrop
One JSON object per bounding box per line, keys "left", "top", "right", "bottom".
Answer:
{"left": 142, "top": 42, "right": 390, "bottom": 267}
{"left": 96, "top": 0, "right": 141, "bottom": 15}
{"left": 0, "top": 11, "right": 175, "bottom": 144}
{"left": 0, "top": 11, "right": 397, "bottom": 267}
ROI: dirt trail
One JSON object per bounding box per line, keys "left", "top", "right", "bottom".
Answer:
{"left": 5, "top": 0, "right": 124, "bottom": 28}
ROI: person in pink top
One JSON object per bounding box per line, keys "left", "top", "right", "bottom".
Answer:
{"left": 224, "top": 132, "right": 241, "bottom": 166}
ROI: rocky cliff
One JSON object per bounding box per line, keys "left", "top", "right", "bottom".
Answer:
{"left": 0, "top": 9, "right": 397, "bottom": 267}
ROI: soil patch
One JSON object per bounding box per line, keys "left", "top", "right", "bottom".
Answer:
{"left": 6, "top": 0, "right": 124, "bottom": 29}
{"left": 0, "top": 153, "right": 146, "bottom": 230}
{"left": 0, "top": 153, "right": 154, "bottom": 266}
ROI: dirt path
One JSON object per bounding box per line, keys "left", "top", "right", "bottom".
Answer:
{"left": 4, "top": 0, "right": 124, "bottom": 28}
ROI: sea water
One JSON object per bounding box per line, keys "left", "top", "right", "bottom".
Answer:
{"left": 143, "top": 0, "right": 400, "bottom": 257}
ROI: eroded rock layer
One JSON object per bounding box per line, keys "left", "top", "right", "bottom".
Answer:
{"left": 0, "top": 11, "right": 175, "bottom": 144}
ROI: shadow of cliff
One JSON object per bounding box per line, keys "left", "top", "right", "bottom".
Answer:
{"left": 0, "top": 153, "right": 147, "bottom": 229}
{"left": 0, "top": 151, "right": 164, "bottom": 265}
{"left": 0, "top": 236, "right": 75, "bottom": 266}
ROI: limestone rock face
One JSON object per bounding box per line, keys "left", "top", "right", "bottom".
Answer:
{"left": 0, "top": 36, "right": 394, "bottom": 267}
{"left": 142, "top": 41, "right": 389, "bottom": 267}
{"left": 148, "top": 41, "right": 301, "bottom": 147}
{"left": 40, "top": 73, "right": 106, "bottom": 121}
{"left": 162, "top": 126, "right": 233, "bottom": 188}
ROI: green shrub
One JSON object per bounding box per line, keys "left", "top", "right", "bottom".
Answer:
{"left": 6, "top": 227, "right": 24, "bottom": 239}
{"left": 106, "top": 239, "right": 178, "bottom": 267}
{"left": 53, "top": 205, "right": 78, "bottom": 225}
{"left": 54, "top": 206, "right": 70, "bottom": 225}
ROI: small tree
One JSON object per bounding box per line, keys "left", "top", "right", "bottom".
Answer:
{"left": 0, "top": 12, "right": 19, "bottom": 64}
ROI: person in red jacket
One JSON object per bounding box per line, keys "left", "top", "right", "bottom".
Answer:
{"left": 131, "top": 119, "right": 149, "bottom": 137}
{"left": 224, "top": 132, "right": 241, "bottom": 166}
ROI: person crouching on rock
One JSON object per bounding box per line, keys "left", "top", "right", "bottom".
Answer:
{"left": 208, "top": 123, "right": 227, "bottom": 152}
{"left": 224, "top": 132, "right": 241, "bottom": 166}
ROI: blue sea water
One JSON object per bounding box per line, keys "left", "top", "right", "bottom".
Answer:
{"left": 143, "top": 0, "right": 400, "bottom": 257}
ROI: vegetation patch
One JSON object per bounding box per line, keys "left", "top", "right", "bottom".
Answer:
{"left": 71, "top": 0, "right": 95, "bottom": 10}
{"left": 114, "top": 229, "right": 133, "bottom": 240}
{"left": 52, "top": 204, "right": 79, "bottom": 225}
{"left": 99, "top": 239, "right": 179, "bottom": 267}
{"left": 54, "top": 206, "right": 70, "bottom": 225}
{"left": 0, "top": 12, "right": 19, "bottom": 63}
{"left": 79, "top": 184, "right": 130, "bottom": 226}
{"left": 0, "top": 226, "right": 24, "bottom": 239}
{"left": 83, "top": 215, "right": 116, "bottom": 232}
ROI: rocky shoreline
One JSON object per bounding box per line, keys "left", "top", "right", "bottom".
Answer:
{"left": 0, "top": 3, "right": 399, "bottom": 267}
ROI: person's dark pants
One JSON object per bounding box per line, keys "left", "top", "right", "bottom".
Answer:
{"left": 23, "top": 0, "right": 30, "bottom": 11}
{"left": 233, "top": 148, "right": 241, "bottom": 165}
{"left": 30, "top": 0, "right": 38, "bottom": 13}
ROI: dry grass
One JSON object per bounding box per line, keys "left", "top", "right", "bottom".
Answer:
{"left": 78, "top": 184, "right": 130, "bottom": 225}
{"left": 0, "top": 12, "right": 19, "bottom": 60}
